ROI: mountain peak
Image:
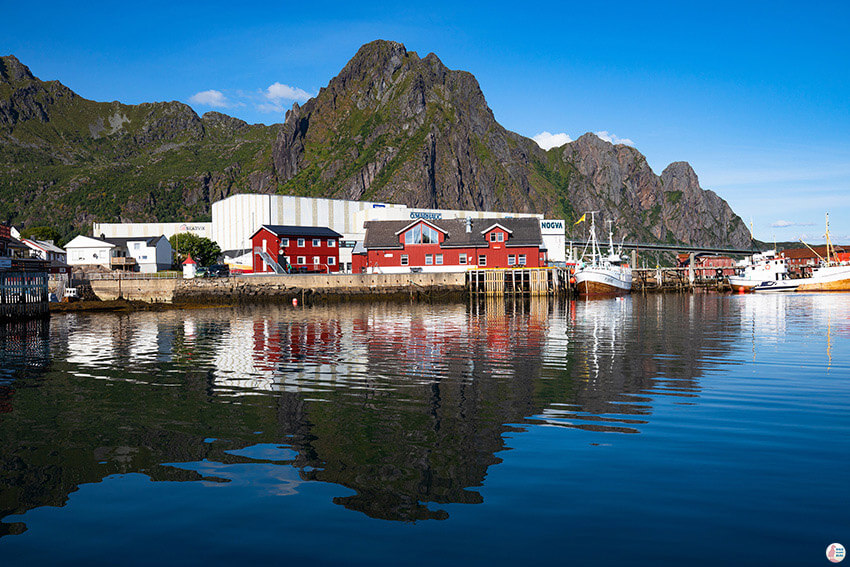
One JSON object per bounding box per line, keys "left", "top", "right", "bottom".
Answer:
{"left": 0, "top": 55, "right": 35, "bottom": 84}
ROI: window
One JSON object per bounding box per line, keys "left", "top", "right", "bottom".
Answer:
{"left": 134, "top": 242, "right": 141, "bottom": 250}
{"left": 508, "top": 255, "right": 516, "bottom": 266}
{"left": 436, "top": 254, "right": 443, "bottom": 265}
{"left": 297, "top": 256, "right": 305, "bottom": 264}
{"left": 327, "top": 257, "right": 336, "bottom": 265}
{"left": 404, "top": 223, "right": 439, "bottom": 244}
{"left": 518, "top": 254, "right": 526, "bottom": 266}
{"left": 425, "top": 254, "right": 433, "bottom": 265}
{"left": 313, "top": 239, "right": 320, "bottom": 247}
{"left": 459, "top": 253, "right": 467, "bottom": 265}
{"left": 281, "top": 238, "right": 289, "bottom": 247}
{"left": 478, "top": 255, "right": 486, "bottom": 266}
{"left": 401, "top": 255, "right": 409, "bottom": 266}
{"left": 490, "top": 233, "right": 497, "bottom": 242}
{"left": 297, "top": 238, "right": 305, "bottom": 247}
{"left": 327, "top": 239, "right": 336, "bottom": 247}
{"left": 313, "top": 256, "right": 320, "bottom": 265}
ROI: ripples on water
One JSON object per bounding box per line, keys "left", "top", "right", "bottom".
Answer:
{"left": 0, "top": 294, "right": 848, "bottom": 566}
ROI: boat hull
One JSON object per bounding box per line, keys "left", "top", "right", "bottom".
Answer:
{"left": 575, "top": 269, "right": 631, "bottom": 296}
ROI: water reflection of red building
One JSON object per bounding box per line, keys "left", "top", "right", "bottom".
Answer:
{"left": 349, "top": 303, "right": 547, "bottom": 375}
{"left": 252, "top": 319, "right": 342, "bottom": 371}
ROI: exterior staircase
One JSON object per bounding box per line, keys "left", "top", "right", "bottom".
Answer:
{"left": 253, "top": 247, "right": 286, "bottom": 274}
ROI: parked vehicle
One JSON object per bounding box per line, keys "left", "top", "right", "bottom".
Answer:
{"left": 208, "top": 264, "right": 230, "bottom": 277}
{"left": 195, "top": 266, "right": 209, "bottom": 278}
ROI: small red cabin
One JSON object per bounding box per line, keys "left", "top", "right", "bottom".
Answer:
{"left": 250, "top": 225, "right": 342, "bottom": 274}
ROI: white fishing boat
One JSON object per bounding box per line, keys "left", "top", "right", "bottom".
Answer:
{"left": 728, "top": 250, "right": 789, "bottom": 292}
{"left": 574, "top": 212, "right": 632, "bottom": 296}
{"left": 796, "top": 213, "right": 850, "bottom": 292}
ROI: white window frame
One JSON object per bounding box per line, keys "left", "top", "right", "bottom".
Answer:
{"left": 297, "top": 256, "right": 305, "bottom": 264}
{"left": 327, "top": 257, "right": 336, "bottom": 266}
{"left": 327, "top": 239, "right": 336, "bottom": 247}
{"left": 313, "top": 238, "right": 321, "bottom": 247}
{"left": 478, "top": 255, "right": 487, "bottom": 266}
{"left": 459, "top": 253, "right": 467, "bottom": 265}
{"left": 518, "top": 254, "right": 526, "bottom": 266}
{"left": 436, "top": 254, "right": 443, "bottom": 265}
{"left": 280, "top": 238, "right": 289, "bottom": 247}
{"left": 425, "top": 254, "right": 433, "bottom": 265}
{"left": 297, "top": 238, "right": 305, "bottom": 247}
{"left": 401, "top": 254, "right": 409, "bottom": 266}
{"left": 508, "top": 255, "right": 516, "bottom": 266}
{"left": 313, "top": 256, "right": 320, "bottom": 265}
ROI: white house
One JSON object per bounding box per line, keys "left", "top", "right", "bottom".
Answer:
{"left": 65, "top": 235, "right": 172, "bottom": 273}
{"left": 22, "top": 238, "right": 67, "bottom": 263}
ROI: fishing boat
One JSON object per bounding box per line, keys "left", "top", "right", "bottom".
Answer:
{"left": 796, "top": 214, "right": 850, "bottom": 292}
{"left": 728, "top": 250, "right": 789, "bottom": 292}
{"left": 574, "top": 212, "right": 632, "bottom": 296}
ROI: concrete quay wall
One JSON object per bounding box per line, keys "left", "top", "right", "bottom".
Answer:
{"left": 89, "top": 272, "right": 467, "bottom": 303}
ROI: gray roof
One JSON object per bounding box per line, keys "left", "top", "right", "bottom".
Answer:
{"left": 254, "top": 225, "right": 343, "bottom": 239}
{"left": 363, "top": 218, "right": 543, "bottom": 250}
{"left": 25, "top": 239, "right": 66, "bottom": 254}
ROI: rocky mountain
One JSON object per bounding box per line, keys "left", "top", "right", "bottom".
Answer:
{"left": 0, "top": 55, "right": 279, "bottom": 236}
{"left": 0, "top": 43, "right": 751, "bottom": 249}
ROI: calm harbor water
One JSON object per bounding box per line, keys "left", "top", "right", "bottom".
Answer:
{"left": 0, "top": 294, "right": 848, "bottom": 566}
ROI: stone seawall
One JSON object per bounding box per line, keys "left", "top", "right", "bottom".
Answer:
{"left": 89, "top": 273, "right": 467, "bottom": 303}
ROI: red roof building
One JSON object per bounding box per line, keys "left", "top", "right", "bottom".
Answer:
{"left": 780, "top": 245, "right": 848, "bottom": 275}
{"left": 356, "top": 217, "right": 546, "bottom": 273}
{"left": 250, "top": 225, "right": 342, "bottom": 274}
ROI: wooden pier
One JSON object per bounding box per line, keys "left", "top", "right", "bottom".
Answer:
{"left": 467, "top": 267, "right": 569, "bottom": 296}
{"left": 0, "top": 271, "right": 50, "bottom": 321}
{"left": 632, "top": 267, "right": 731, "bottom": 292}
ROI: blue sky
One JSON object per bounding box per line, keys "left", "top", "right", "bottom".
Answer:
{"left": 5, "top": 0, "right": 849, "bottom": 242}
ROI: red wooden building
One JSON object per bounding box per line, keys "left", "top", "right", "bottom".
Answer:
{"left": 355, "top": 217, "right": 546, "bottom": 273}
{"left": 780, "top": 245, "right": 848, "bottom": 275}
{"left": 676, "top": 254, "right": 737, "bottom": 277}
{"left": 250, "top": 225, "right": 342, "bottom": 274}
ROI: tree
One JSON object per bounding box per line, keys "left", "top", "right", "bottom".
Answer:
{"left": 21, "top": 226, "right": 62, "bottom": 243}
{"left": 169, "top": 233, "right": 221, "bottom": 267}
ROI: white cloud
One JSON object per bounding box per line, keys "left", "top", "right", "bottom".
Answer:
{"left": 595, "top": 131, "right": 635, "bottom": 146}
{"left": 265, "top": 82, "right": 311, "bottom": 103}
{"left": 772, "top": 220, "right": 815, "bottom": 228}
{"left": 256, "top": 82, "right": 312, "bottom": 113}
{"left": 532, "top": 131, "right": 573, "bottom": 150}
{"left": 189, "top": 89, "right": 230, "bottom": 108}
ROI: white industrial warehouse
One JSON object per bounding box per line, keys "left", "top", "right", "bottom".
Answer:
{"left": 93, "top": 193, "right": 567, "bottom": 272}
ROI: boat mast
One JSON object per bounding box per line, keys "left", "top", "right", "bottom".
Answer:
{"left": 825, "top": 212, "right": 832, "bottom": 265}
{"left": 588, "top": 211, "right": 600, "bottom": 263}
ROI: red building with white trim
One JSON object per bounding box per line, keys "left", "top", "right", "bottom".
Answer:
{"left": 250, "top": 225, "right": 342, "bottom": 274}
{"left": 356, "top": 217, "right": 546, "bottom": 273}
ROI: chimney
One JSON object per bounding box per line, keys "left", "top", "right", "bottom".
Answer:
{"left": 465, "top": 217, "right": 472, "bottom": 233}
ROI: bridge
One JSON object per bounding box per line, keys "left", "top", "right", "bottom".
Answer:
{"left": 566, "top": 241, "right": 759, "bottom": 256}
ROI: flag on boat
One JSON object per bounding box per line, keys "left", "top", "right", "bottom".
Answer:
{"left": 574, "top": 213, "right": 586, "bottom": 225}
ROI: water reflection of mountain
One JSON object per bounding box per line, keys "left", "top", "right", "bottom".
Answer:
{"left": 0, "top": 296, "right": 742, "bottom": 531}
{"left": 533, "top": 295, "right": 742, "bottom": 433}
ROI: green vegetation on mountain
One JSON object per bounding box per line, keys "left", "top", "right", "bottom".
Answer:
{"left": 1, "top": 43, "right": 752, "bottom": 249}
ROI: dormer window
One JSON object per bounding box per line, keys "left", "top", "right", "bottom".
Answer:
{"left": 490, "top": 232, "right": 504, "bottom": 242}
{"left": 404, "top": 223, "right": 439, "bottom": 245}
